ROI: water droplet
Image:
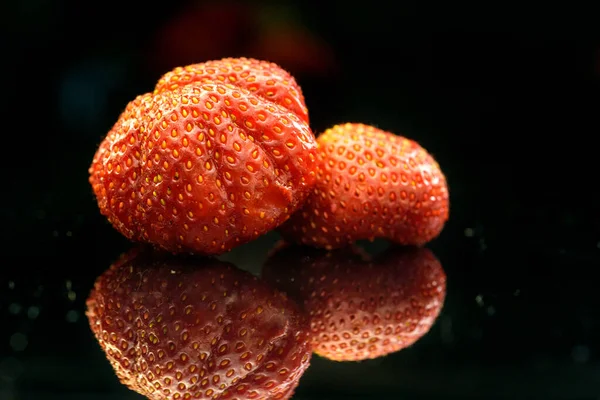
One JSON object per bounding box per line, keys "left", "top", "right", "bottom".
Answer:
{"left": 67, "top": 291, "right": 76, "bottom": 301}
{"left": 486, "top": 306, "right": 496, "bottom": 316}
{"left": 8, "top": 303, "right": 22, "bottom": 315}
{"left": 478, "top": 238, "right": 487, "bottom": 251}
{"left": 571, "top": 345, "right": 590, "bottom": 364}
{"left": 66, "top": 310, "right": 79, "bottom": 323}
{"left": 475, "top": 295, "right": 484, "bottom": 307}
{"left": 65, "top": 280, "right": 72, "bottom": 290}
{"left": 464, "top": 228, "right": 474, "bottom": 237}
{"left": 9, "top": 333, "right": 28, "bottom": 352}
{"left": 66, "top": 231, "right": 73, "bottom": 237}
{"left": 27, "top": 306, "right": 40, "bottom": 320}
{"left": 0, "top": 357, "right": 24, "bottom": 381}
{"left": 8, "top": 281, "right": 15, "bottom": 290}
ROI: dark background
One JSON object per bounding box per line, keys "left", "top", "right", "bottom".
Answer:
{"left": 2, "top": 1, "right": 600, "bottom": 399}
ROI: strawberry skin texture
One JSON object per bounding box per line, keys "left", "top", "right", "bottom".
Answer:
{"left": 263, "top": 243, "right": 446, "bottom": 362}
{"left": 154, "top": 58, "right": 309, "bottom": 123}
{"left": 89, "top": 58, "right": 318, "bottom": 255}
{"left": 86, "top": 247, "right": 312, "bottom": 400}
{"left": 279, "top": 123, "right": 449, "bottom": 249}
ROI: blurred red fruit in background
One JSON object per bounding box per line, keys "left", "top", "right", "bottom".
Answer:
{"left": 149, "top": 2, "right": 253, "bottom": 74}
{"left": 248, "top": 25, "right": 337, "bottom": 77}
{"left": 146, "top": 1, "right": 337, "bottom": 80}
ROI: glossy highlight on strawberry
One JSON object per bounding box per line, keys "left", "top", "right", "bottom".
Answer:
{"left": 89, "top": 58, "right": 318, "bottom": 255}
{"left": 263, "top": 242, "right": 446, "bottom": 361}
{"left": 86, "top": 246, "right": 312, "bottom": 400}
{"left": 279, "top": 123, "right": 449, "bottom": 249}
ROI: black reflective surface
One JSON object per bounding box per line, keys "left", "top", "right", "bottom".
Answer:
{"left": 3, "top": 1, "right": 600, "bottom": 399}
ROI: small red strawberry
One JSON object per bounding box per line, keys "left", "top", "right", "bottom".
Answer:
{"left": 262, "top": 243, "right": 446, "bottom": 361}
{"left": 89, "top": 58, "right": 318, "bottom": 255}
{"left": 279, "top": 123, "right": 449, "bottom": 249}
{"left": 86, "top": 246, "right": 312, "bottom": 400}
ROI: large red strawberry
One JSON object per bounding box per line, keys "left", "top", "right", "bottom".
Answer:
{"left": 278, "top": 123, "right": 449, "bottom": 249}
{"left": 89, "top": 58, "right": 318, "bottom": 255}
{"left": 262, "top": 242, "right": 446, "bottom": 361}
{"left": 86, "top": 246, "right": 312, "bottom": 400}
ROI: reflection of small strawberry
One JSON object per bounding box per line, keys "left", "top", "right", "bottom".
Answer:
{"left": 263, "top": 243, "right": 446, "bottom": 361}
{"left": 279, "top": 123, "right": 449, "bottom": 249}
{"left": 86, "top": 246, "right": 312, "bottom": 400}
{"left": 89, "top": 58, "right": 318, "bottom": 255}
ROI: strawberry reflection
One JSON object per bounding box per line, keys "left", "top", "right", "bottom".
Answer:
{"left": 86, "top": 246, "right": 311, "bottom": 400}
{"left": 262, "top": 242, "right": 446, "bottom": 362}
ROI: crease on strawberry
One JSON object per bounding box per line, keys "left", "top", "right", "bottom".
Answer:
{"left": 225, "top": 317, "right": 305, "bottom": 399}
{"left": 218, "top": 321, "right": 290, "bottom": 397}
{"left": 142, "top": 83, "right": 315, "bottom": 253}
{"left": 154, "top": 57, "right": 309, "bottom": 123}
{"left": 197, "top": 284, "right": 290, "bottom": 397}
